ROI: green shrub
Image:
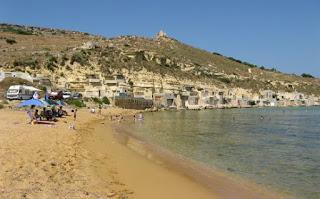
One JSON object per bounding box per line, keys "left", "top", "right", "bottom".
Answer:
{"left": 102, "top": 96, "right": 110, "bottom": 104}
{"left": 70, "top": 51, "right": 89, "bottom": 66}
{"left": 301, "top": 73, "right": 314, "bottom": 78}
{"left": 60, "top": 53, "right": 68, "bottom": 66}
{"left": 92, "top": 97, "right": 102, "bottom": 105}
{"left": 243, "top": 62, "right": 257, "bottom": 68}
{"left": 46, "top": 53, "right": 58, "bottom": 63}
{"left": 227, "top": 57, "right": 242, "bottom": 64}
{"left": 3, "top": 26, "right": 33, "bottom": 35}
{"left": 66, "top": 99, "right": 86, "bottom": 107}
{"left": 13, "top": 58, "right": 38, "bottom": 69}
{"left": 0, "top": 104, "right": 4, "bottom": 109}
{"left": 45, "top": 60, "right": 56, "bottom": 71}
{"left": 65, "top": 65, "right": 72, "bottom": 70}
{"left": 212, "top": 52, "right": 222, "bottom": 56}
{"left": 5, "top": 38, "right": 16, "bottom": 44}
{"left": 45, "top": 53, "right": 58, "bottom": 71}
{"left": 218, "top": 77, "right": 231, "bottom": 84}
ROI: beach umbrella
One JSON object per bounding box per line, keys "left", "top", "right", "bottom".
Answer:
{"left": 17, "top": 99, "right": 49, "bottom": 107}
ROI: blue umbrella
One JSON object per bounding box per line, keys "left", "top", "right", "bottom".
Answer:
{"left": 18, "top": 99, "right": 49, "bottom": 107}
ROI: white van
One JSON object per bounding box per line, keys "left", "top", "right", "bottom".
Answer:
{"left": 6, "top": 85, "right": 41, "bottom": 100}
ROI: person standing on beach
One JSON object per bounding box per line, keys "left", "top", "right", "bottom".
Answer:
{"left": 98, "top": 104, "right": 102, "bottom": 115}
{"left": 69, "top": 109, "right": 77, "bottom": 130}
{"left": 73, "top": 108, "right": 77, "bottom": 121}
{"left": 27, "top": 105, "right": 36, "bottom": 124}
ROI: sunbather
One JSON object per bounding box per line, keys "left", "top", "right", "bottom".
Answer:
{"left": 34, "top": 109, "right": 41, "bottom": 121}
{"left": 57, "top": 106, "right": 67, "bottom": 117}
{"left": 51, "top": 106, "right": 58, "bottom": 117}
{"left": 40, "top": 107, "right": 46, "bottom": 120}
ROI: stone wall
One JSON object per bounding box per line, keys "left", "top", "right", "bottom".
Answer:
{"left": 114, "top": 97, "right": 153, "bottom": 110}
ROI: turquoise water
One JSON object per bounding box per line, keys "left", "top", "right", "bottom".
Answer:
{"left": 124, "top": 107, "right": 320, "bottom": 199}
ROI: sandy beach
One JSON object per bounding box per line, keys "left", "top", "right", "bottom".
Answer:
{"left": 0, "top": 107, "right": 131, "bottom": 198}
{"left": 0, "top": 107, "right": 289, "bottom": 199}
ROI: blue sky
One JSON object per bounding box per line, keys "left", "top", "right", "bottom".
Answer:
{"left": 1, "top": 0, "right": 319, "bottom": 77}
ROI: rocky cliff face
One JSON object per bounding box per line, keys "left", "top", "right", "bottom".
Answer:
{"left": 0, "top": 23, "right": 320, "bottom": 97}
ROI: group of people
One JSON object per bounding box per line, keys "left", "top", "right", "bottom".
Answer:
{"left": 110, "top": 113, "right": 144, "bottom": 123}
{"left": 27, "top": 105, "right": 69, "bottom": 124}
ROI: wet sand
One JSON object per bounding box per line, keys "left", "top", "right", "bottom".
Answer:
{"left": 81, "top": 119, "right": 220, "bottom": 199}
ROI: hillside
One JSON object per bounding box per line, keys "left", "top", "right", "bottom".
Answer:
{"left": 0, "top": 23, "right": 319, "bottom": 96}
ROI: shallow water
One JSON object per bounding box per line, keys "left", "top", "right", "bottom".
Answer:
{"left": 124, "top": 107, "right": 320, "bottom": 199}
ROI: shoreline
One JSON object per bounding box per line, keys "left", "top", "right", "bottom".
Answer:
{"left": 109, "top": 120, "right": 294, "bottom": 199}
{"left": 149, "top": 104, "right": 320, "bottom": 112}
{"left": 0, "top": 107, "right": 299, "bottom": 198}
{"left": 78, "top": 109, "right": 296, "bottom": 199}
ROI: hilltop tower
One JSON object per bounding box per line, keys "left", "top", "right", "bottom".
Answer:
{"left": 156, "top": 30, "right": 167, "bottom": 38}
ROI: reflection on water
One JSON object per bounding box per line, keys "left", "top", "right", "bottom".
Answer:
{"left": 124, "top": 107, "right": 320, "bottom": 199}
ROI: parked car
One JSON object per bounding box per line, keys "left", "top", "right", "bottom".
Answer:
{"left": 72, "top": 92, "right": 83, "bottom": 99}
{"left": 62, "top": 91, "right": 72, "bottom": 99}
{"left": 48, "top": 91, "right": 63, "bottom": 100}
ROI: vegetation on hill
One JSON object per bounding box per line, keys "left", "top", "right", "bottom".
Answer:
{"left": 301, "top": 73, "right": 314, "bottom": 78}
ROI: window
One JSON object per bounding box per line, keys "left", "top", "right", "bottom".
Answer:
{"left": 8, "top": 89, "right": 19, "bottom": 93}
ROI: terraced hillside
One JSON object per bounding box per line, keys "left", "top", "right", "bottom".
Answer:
{"left": 0, "top": 23, "right": 319, "bottom": 96}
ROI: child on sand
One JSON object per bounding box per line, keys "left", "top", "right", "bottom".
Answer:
{"left": 73, "top": 109, "right": 77, "bottom": 121}
{"left": 98, "top": 104, "right": 102, "bottom": 115}
{"left": 27, "top": 105, "right": 36, "bottom": 124}
{"left": 34, "top": 109, "right": 41, "bottom": 122}
{"left": 69, "top": 109, "right": 77, "bottom": 130}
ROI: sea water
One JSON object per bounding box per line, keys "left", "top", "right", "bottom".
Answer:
{"left": 124, "top": 107, "right": 320, "bottom": 199}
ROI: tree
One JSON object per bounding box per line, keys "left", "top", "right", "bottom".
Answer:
{"left": 301, "top": 73, "right": 314, "bottom": 78}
